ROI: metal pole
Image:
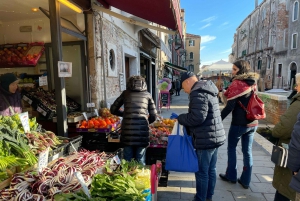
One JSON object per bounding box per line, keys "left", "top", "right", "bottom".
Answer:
{"left": 49, "top": 0, "right": 68, "bottom": 137}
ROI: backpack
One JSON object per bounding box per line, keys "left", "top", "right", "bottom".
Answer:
{"left": 238, "top": 88, "right": 266, "bottom": 121}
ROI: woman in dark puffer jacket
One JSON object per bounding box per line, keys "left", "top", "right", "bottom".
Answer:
{"left": 219, "top": 60, "right": 259, "bottom": 189}
{"left": 110, "top": 76, "right": 157, "bottom": 165}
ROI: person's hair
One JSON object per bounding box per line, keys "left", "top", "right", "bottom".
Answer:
{"left": 296, "top": 73, "right": 300, "bottom": 84}
{"left": 233, "top": 60, "right": 251, "bottom": 75}
{"left": 127, "top": 75, "right": 145, "bottom": 85}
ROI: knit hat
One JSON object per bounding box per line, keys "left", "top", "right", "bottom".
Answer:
{"left": 180, "top": 71, "right": 195, "bottom": 87}
{"left": 233, "top": 60, "right": 251, "bottom": 75}
{"left": 0, "top": 73, "right": 18, "bottom": 92}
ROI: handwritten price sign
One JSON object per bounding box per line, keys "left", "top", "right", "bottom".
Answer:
{"left": 19, "top": 112, "right": 30, "bottom": 133}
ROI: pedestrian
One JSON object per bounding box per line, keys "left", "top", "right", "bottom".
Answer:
{"left": 0, "top": 73, "right": 22, "bottom": 116}
{"left": 219, "top": 60, "right": 259, "bottom": 189}
{"left": 216, "top": 76, "right": 224, "bottom": 104}
{"left": 287, "top": 112, "right": 300, "bottom": 201}
{"left": 175, "top": 79, "right": 181, "bottom": 96}
{"left": 110, "top": 75, "right": 157, "bottom": 165}
{"left": 177, "top": 71, "right": 226, "bottom": 201}
{"left": 271, "top": 73, "right": 300, "bottom": 201}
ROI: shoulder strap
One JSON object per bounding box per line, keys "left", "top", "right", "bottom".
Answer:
{"left": 237, "top": 88, "right": 254, "bottom": 114}
{"left": 1, "top": 94, "right": 15, "bottom": 115}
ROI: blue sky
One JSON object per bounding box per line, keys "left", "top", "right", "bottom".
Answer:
{"left": 180, "top": 0, "right": 263, "bottom": 67}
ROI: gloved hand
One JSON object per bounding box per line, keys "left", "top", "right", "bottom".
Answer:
{"left": 170, "top": 112, "right": 178, "bottom": 119}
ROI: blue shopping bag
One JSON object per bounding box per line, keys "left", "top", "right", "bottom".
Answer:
{"left": 165, "top": 122, "right": 199, "bottom": 172}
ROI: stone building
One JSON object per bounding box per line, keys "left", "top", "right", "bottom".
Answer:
{"left": 231, "top": 0, "right": 290, "bottom": 90}
{"left": 185, "top": 33, "right": 201, "bottom": 75}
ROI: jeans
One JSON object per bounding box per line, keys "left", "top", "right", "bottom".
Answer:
{"left": 194, "top": 148, "right": 218, "bottom": 201}
{"left": 123, "top": 146, "right": 146, "bottom": 165}
{"left": 226, "top": 125, "right": 257, "bottom": 186}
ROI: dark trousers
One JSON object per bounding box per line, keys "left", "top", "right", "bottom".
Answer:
{"left": 176, "top": 89, "right": 180, "bottom": 96}
{"left": 274, "top": 190, "right": 290, "bottom": 201}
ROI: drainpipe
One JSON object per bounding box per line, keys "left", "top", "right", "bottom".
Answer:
{"left": 99, "top": 12, "right": 107, "bottom": 105}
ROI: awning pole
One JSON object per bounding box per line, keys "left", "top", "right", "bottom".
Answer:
{"left": 49, "top": 0, "right": 68, "bottom": 137}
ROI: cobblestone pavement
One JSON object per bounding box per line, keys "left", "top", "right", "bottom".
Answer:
{"left": 156, "top": 90, "right": 276, "bottom": 201}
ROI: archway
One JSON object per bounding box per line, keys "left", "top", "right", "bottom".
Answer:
{"left": 290, "top": 62, "right": 297, "bottom": 88}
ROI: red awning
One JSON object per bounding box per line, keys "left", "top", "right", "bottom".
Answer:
{"left": 97, "top": 0, "right": 182, "bottom": 37}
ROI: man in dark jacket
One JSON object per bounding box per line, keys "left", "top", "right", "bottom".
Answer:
{"left": 177, "top": 72, "right": 226, "bottom": 201}
{"left": 110, "top": 76, "right": 157, "bottom": 165}
{"left": 287, "top": 112, "right": 300, "bottom": 200}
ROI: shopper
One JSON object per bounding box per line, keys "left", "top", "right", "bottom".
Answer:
{"left": 287, "top": 112, "right": 300, "bottom": 201}
{"left": 271, "top": 73, "right": 300, "bottom": 201}
{"left": 110, "top": 75, "right": 157, "bottom": 165}
{"left": 216, "top": 76, "right": 224, "bottom": 104}
{"left": 175, "top": 79, "right": 181, "bottom": 96}
{"left": 0, "top": 73, "right": 22, "bottom": 116}
{"left": 219, "top": 60, "right": 259, "bottom": 189}
{"left": 177, "top": 71, "right": 226, "bottom": 201}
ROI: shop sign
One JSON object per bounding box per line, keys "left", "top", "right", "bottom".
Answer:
{"left": 119, "top": 73, "right": 125, "bottom": 91}
{"left": 39, "top": 76, "right": 48, "bottom": 86}
{"left": 58, "top": 61, "right": 72, "bottom": 77}
{"left": 87, "top": 103, "right": 95, "bottom": 108}
{"left": 19, "top": 26, "right": 32, "bottom": 32}
{"left": 19, "top": 112, "right": 30, "bottom": 133}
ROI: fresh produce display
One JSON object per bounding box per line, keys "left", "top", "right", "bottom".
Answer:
{"left": 54, "top": 159, "right": 150, "bottom": 201}
{"left": 0, "top": 150, "right": 114, "bottom": 200}
{"left": 0, "top": 42, "right": 44, "bottom": 67}
{"left": 26, "top": 131, "right": 65, "bottom": 155}
{"left": 0, "top": 123, "right": 38, "bottom": 172}
{"left": 150, "top": 118, "right": 176, "bottom": 146}
{"left": 23, "top": 88, "right": 81, "bottom": 113}
{"left": 0, "top": 114, "right": 39, "bottom": 134}
{"left": 78, "top": 108, "right": 120, "bottom": 129}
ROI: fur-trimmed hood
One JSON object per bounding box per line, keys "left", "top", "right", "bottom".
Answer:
{"left": 232, "top": 72, "right": 260, "bottom": 86}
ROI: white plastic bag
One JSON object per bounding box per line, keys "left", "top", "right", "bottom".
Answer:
{"left": 171, "top": 121, "right": 184, "bottom": 136}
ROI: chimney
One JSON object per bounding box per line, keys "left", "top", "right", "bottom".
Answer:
{"left": 255, "top": 0, "right": 258, "bottom": 8}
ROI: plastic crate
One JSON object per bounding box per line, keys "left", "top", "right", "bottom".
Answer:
{"left": 67, "top": 135, "right": 83, "bottom": 155}
{"left": 48, "top": 144, "right": 68, "bottom": 163}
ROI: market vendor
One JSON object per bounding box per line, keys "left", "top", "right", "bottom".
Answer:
{"left": 110, "top": 75, "right": 158, "bottom": 165}
{"left": 0, "top": 73, "right": 22, "bottom": 116}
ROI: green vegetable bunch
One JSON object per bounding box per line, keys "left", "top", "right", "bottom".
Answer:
{"left": 0, "top": 115, "right": 39, "bottom": 133}
{"left": 91, "top": 173, "right": 148, "bottom": 201}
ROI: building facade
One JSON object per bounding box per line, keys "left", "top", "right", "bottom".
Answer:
{"left": 185, "top": 33, "right": 201, "bottom": 75}
{"left": 231, "top": 0, "right": 292, "bottom": 90}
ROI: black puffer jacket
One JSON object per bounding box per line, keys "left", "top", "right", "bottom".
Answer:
{"left": 178, "top": 80, "right": 226, "bottom": 150}
{"left": 110, "top": 77, "right": 157, "bottom": 147}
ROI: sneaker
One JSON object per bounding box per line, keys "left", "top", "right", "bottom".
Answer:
{"left": 219, "top": 173, "right": 237, "bottom": 183}
{"left": 238, "top": 178, "right": 249, "bottom": 189}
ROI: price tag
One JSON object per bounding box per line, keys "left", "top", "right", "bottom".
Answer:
{"left": 39, "top": 76, "right": 48, "bottom": 86}
{"left": 37, "top": 106, "right": 47, "bottom": 116}
{"left": 36, "top": 124, "right": 42, "bottom": 132}
{"left": 82, "top": 112, "right": 88, "bottom": 121}
{"left": 38, "top": 147, "right": 49, "bottom": 172}
{"left": 70, "top": 142, "right": 78, "bottom": 153}
{"left": 87, "top": 103, "right": 95, "bottom": 108}
{"left": 113, "top": 155, "right": 121, "bottom": 164}
{"left": 19, "top": 112, "right": 30, "bottom": 133}
{"left": 75, "top": 172, "right": 91, "bottom": 198}
{"left": 94, "top": 109, "right": 99, "bottom": 117}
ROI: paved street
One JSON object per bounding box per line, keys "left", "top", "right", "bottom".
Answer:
{"left": 157, "top": 90, "right": 276, "bottom": 201}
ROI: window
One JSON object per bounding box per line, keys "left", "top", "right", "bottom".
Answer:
{"left": 267, "top": 56, "right": 271, "bottom": 69}
{"left": 258, "top": 59, "right": 262, "bottom": 70}
{"left": 262, "top": 8, "right": 266, "bottom": 21}
{"left": 278, "top": 64, "right": 282, "bottom": 77}
{"left": 292, "top": 33, "right": 298, "bottom": 49}
{"left": 293, "top": 1, "right": 299, "bottom": 21}
{"left": 190, "top": 52, "right": 194, "bottom": 59}
{"left": 242, "top": 50, "right": 247, "bottom": 56}
{"left": 189, "top": 40, "right": 195, "bottom": 46}
{"left": 189, "top": 65, "right": 194, "bottom": 72}
{"left": 268, "top": 75, "right": 271, "bottom": 80}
